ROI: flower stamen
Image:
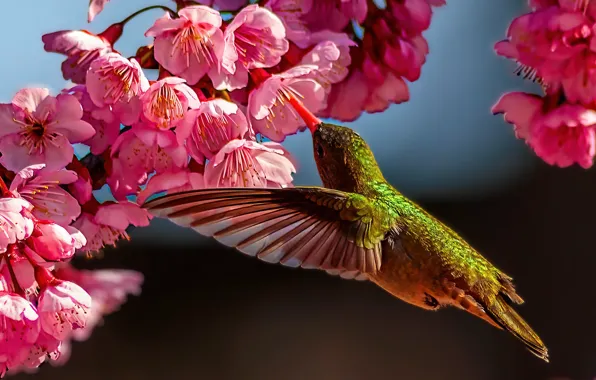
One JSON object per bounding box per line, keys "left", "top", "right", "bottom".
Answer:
{"left": 13, "top": 114, "right": 62, "bottom": 155}
{"left": 150, "top": 85, "right": 185, "bottom": 129}
{"left": 173, "top": 25, "right": 215, "bottom": 67}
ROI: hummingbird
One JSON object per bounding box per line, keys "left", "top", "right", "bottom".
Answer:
{"left": 143, "top": 106, "right": 548, "bottom": 362}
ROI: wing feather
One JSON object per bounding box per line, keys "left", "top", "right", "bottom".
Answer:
{"left": 282, "top": 220, "right": 334, "bottom": 268}
{"left": 258, "top": 216, "right": 319, "bottom": 257}
{"left": 237, "top": 211, "right": 305, "bottom": 249}
{"left": 144, "top": 187, "right": 385, "bottom": 277}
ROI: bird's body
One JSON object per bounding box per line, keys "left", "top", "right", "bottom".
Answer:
{"left": 361, "top": 181, "right": 509, "bottom": 318}
{"left": 144, "top": 122, "right": 548, "bottom": 361}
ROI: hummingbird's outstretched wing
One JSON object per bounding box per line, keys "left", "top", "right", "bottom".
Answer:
{"left": 143, "top": 187, "right": 385, "bottom": 280}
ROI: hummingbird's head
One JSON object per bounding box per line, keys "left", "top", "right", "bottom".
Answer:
{"left": 311, "top": 123, "right": 382, "bottom": 192}
{"left": 288, "top": 100, "right": 382, "bottom": 192}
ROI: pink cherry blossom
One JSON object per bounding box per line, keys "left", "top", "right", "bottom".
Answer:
{"left": 9, "top": 165, "right": 81, "bottom": 226}
{"left": 16, "top": 331, "right": 62, "bottom": 371}
{"left": 356, "top": 5, "right": 430, "bottom": 101}
{"left": 36, "top": 271, "right": 92, "bottom": 340}
{"left": 145, "top": 6, "right": 225, "bottom": 85}
{"left": 301, "top": 1, "right": 351, "bottom": 34}
{"left": 0, "top": 293, "right": 40, "bottom": 350}
{"left": 280, "top": 0, "right": 367, "bottom": 37}
{"left": 54, "top": 265, "right": 143, "bottom": 341}
{"left": 72, "top": 202, "right": 151, "bottom": 253}
{"left": 559, "top": 0, "right": 593, "bottom": 13}
{"left": 360, "top": 54, "right": 385, "bottom": 85}
{"left": 66, "top": 161, "right": 93, "bottom": 206}
{"left": 389, "top": 0, "right": 433, "bottom": 34}
{"left": 318, "top": 69, "right": 369, "bottom": 122}
{"left": 561, "top": 51, "right": 596, "bottom": 103}
{"left": 212, "top": 5, "right": 289, "bottom": 91}
{"left": 0, "top": 292, "right": 40, "bottom": 375}
{"left": 300, "top": 33, "right": 355, "bottom": 91}
{"left": 138, "top": 170, "right": 205, "bottom": 205}
{"left": 69, "top": 175, "right": 93, "bottom": 205}
{"left": 95, "top": 202, "right": 152, "bottom": 230}
{"left": 0, "top": 88, "right": 95, "bottom": 172}
{"left": 72, "top": 268, "right": 142, "bottom": 315}
{"left": 86, "top": 53, "right": 149, "bottom": 123}
{"left": 47, "top": 340, "right": 71, "bottom": 367}
{"left": 494, "top": 7, "right": 592, "bottom": 86}
{"left": 381, "top": 34, "right": 429, "bottom": 83}
{"left": 42, "top": 27, "right": 121, "bottom": 84}
{"left": 265, "top": 0, "right": 311, "bottom": 48}
{"left": 139, "top": 77, "right": 201, "bottom": 129}
{"left": 106, "top": 161, "right": 147, "bottom": 200}
{"left": 88, "top": 0, "right": 110, "bottom": 22}
{"left": 66, "top": 85, "right": 121, "bottom": 155}
{"left": 85, "top": 108, "right": 122, "bottom": 154}
{"left": 340, "top": 0, "right": 368, "bottom": 24}
{"left": 71, "top": 213, "right": 117, "bottom": 254}
{"left": 131, "top": 120, "right": 178, "bottom": 149}
{"left": 108, "top": 130, "right": 188, "bottom": 199}
{"left": 491, "top": 92, "right": 543, "bottom": 140}
{"left": 56, "top": 264, "right": 143, "bottom": 314}
{"left": 248, "top": 66, "right": 326, "bottom": 142}
{"left": 28, "top": 222, "right": 86, "bottom": 262}
{"left": 364, "top": 72, "right": 410, "bottom": 113}
{"left": 532, "top": 104, "right": 596, "bottom": 168}
{"left": 1, "top": 249, "right": 38, "bottom": 293}
{"left": 177, "top": 98, "right": 249, "bottom": 161}
{"left": 205, "top": 139, "right": 296, "bottom": 187}
{"left": 0, "top": 198, "right": 34, "bottom": 254}
{"left": 493, "top": 91, "right": 596, "bottom": 168}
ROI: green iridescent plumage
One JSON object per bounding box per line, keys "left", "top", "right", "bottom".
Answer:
{"left": 314, "top": 123, "right": 503, "bottom": 285}
{"left": 312, "top": 123, "right": 546, "bottom": 361}
{"left": 144, "top": 122, "right": 548, "bottom": 362}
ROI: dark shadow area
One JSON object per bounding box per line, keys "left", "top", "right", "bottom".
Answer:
{"left": 15, "top": 162, "right": 596, "bottom": 380}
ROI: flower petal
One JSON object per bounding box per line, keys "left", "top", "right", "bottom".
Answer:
{"left": 54, "top": 94, "right": 84, "bottom": 121}
{"left": 0, "top": 135, "right": 45, "bottom": 172}
{"left": 88, "top": 0, "right": 110, "bottom": 22}
{"left": 0, "top": 104, "right": 22, "bottom": 138}
{"left": 43, "top": 137, "right": 75, "bottom": 171}
{"left": 492, "top": 92, "right": 542, "bottom": 140}
{"left": 145, "top": 13, "right": 187, "bottom": 37}
{"left": 12, "top": 88, "right": 50, "bottom": 113}
{"left": 9, "top": 164, "right": 46, "bottom": 191}
{"left": 42, "top": 30, "right": 109, "bottom": 54}
{"left": 179, "top": 6, "right": 222, "bottom": 28}
{"left": 138, "top": 171, "right": 195, "bottom": 205}
{"left": 54, "top": 120, "right": 96, "bottom": 143}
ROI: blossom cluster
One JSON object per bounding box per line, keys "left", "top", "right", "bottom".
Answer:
{"left": 493, "top": 0, "right": 596, "bottom": 168}
{"left": 0, "top": 0, "right": 444, "bottom": 375}
{"left": 0, "top": 184, "right": 144, "bottom": 374}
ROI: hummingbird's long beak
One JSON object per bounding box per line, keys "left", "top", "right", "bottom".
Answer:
{"left": 288, "top": 97, "right": 322, "bottom": 133}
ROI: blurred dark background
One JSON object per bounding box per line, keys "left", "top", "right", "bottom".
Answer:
{"left": 4, "top": 0, "right": 595, "bottom": 379}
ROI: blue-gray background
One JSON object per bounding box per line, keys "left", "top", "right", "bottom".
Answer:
{"left": 3, "top": 1, "right": 593, "bottom": 380}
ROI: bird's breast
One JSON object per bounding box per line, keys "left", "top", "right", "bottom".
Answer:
{"left": 369, "top": 238, "right": 450, "bottom": 310}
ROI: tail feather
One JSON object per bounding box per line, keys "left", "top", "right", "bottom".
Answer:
{"left": 486, "top": 296, "right": 549, "bottom": 362}
{"left": 498, "top": 274, "right": 525, "bottom": 305}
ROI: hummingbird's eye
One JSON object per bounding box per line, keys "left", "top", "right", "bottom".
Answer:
{"left": 316, "top": 143, "right": 325, "bottom": 158}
